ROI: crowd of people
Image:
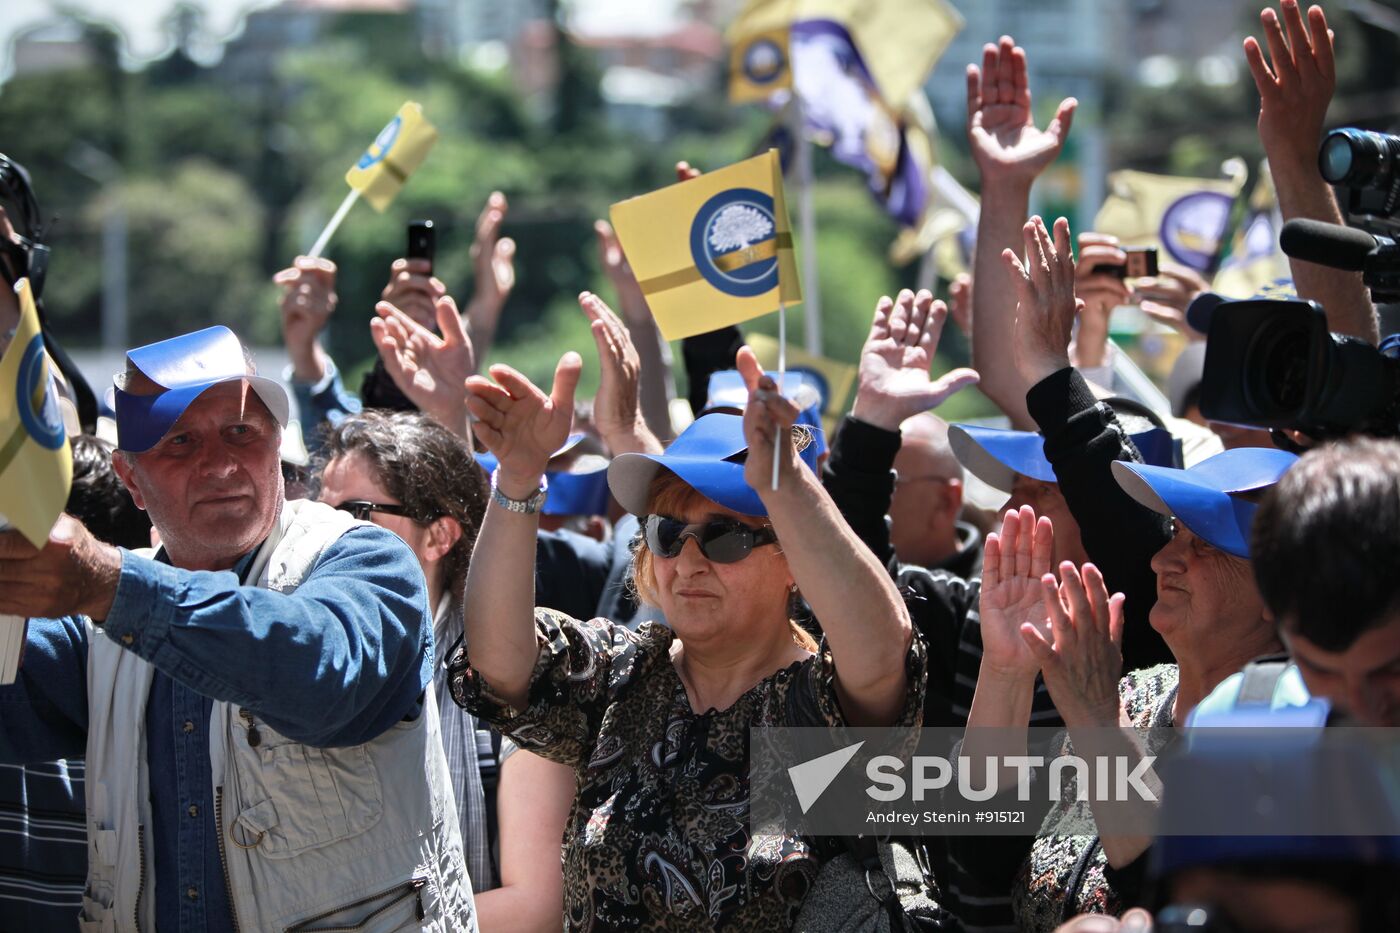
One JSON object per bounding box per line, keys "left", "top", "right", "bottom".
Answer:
{"left": 1, "top": 1, "right": 1398, "bottom": 930}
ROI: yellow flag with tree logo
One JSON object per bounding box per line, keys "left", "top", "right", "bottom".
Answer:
{"left": 609, "top": 150, "right": 802, "bottom": 341}
{"left": 345, "top": 102, "right": 439, "bottom": 212}
{"left": 0, "top": 279, "right": 72, "bottom": 548}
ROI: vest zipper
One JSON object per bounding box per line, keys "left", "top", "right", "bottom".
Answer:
{"left": 215, "top": 786, "right": 244, "bottom": 933}
{"left": 284, "top": 876, "right": 426, "bottom": 932}
{"left": 133, "top": 823, "right": 146, "bottom": 931}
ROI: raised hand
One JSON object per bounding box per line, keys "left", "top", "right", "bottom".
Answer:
{"left": 1021, "top": 561, "right": 1125, "bottom": 728}
{"left": 370, "top": 295, "right": 475, "bottom": 438}
{"left": 1133, "top": 266, "right": 1210, "bottom": 341}
{"left": 594, "top": 220, "right": 648, "bottom": 320}
{"left": 1072, "top": 233, "right": 1131, "bottom": 370}
{"left": 465, "top": 353, "right": 581, "bottom": 496}
{"left": 966, "top": 36, "right": 1076, "bottom": 185}
{"left": 470, "top": 192, "right": 516, "bottom": 312}
{"left": 675, "top": 161, "right": 702, "bottom": 182}
{"left": 1004, "top": 215, "right": 1082, "bottom": 385}
{"left": 849, "top": 289, "right": 980, "bottom": 432}
{"left": 0, "top": 516, "right": 121, "bottom": 622}
{"left": 274, "top": 256, "right": 337, "bottom": 382}
{"left": 579, "top": 291, "right": 661, "bottom": 455}
{"left": 979, "top": 505, "right": 1056, "bottom": 680}
{"left": 1244, "top": 1, "right": 1335, "bottom": 168}
{"left": 380, "top": 258, "right": 447, "bottom": 331}
{"left": 736, "top": 346, "right": 804, "bottom": 493}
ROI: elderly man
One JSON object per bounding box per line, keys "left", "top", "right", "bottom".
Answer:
{"left": 0, "top": 326, "right": 474, "bottom": 931}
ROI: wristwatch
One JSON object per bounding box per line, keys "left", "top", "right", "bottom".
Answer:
{"left": 490, "top": 468, "right": 548, "bottom": 515}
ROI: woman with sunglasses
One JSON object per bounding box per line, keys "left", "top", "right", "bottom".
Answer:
{"left": 450, "top": 346, "right": 924, "bottom": 929}
{"left": 315, "top": 410, "right": 576, "bottom": 932}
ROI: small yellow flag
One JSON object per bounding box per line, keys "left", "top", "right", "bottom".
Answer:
{"left": 0, "top": 280, "right": 72, "bottom": 548}
{"left": 610, "top": 150, "right": 802, "bottom": 342}
{"left": 345, "top": 102, "right": 439, "bottom": 213}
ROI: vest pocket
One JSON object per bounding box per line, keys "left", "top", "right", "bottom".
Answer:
{"left": 229, "top": 716, "right": 385, "bottom": 858}
{"left": 282, "top": 876, "right": 429, "bottom": 932}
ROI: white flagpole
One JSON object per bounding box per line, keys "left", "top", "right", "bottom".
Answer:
{"left": 307, "top": 189, "right": 361, "bottom": 259}
{"left": 772, "top": 299, "right": 786, "bottom": 491}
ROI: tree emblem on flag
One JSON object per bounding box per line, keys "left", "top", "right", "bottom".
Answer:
{"left": 691, "top": 188, "right": 782, "bottom": 298}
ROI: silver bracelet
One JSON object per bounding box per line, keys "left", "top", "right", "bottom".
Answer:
{"left": 490, "top": 468, "right": 548, "bottom": 515}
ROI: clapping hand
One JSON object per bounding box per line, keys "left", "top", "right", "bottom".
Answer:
{"left": 370, "top": 295, "right": 475, "bottom": 438}
{"left": 468, "top": 192, "right": 516, "bottom": 315}
{"left": 579, "top": 291, "right": 661, "bottom": 455}
{"left": 1004, "top": 215, "right": 1082, "bottom": 385}
{"left": 979, "top": 506, "right": 1057, "bottom": 680}
{"left": 465, "top": 354, "right": 581, "bottom": 498}
{"left": 850, "top": 289, "right": 980, "bottom": 432}
{"left": 1021, "top": 561, "right": 1126, "bottom": 728}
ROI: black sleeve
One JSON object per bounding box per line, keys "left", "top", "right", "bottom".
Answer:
{"left": 820, "top": 415, "right": 902, "bottom": 569}
{"left": 534, "top": 529, "right": 612, "bottom": 622}
{"left": 681, "top": 326, "right": 744, "bottom": 416}
{"left": 1026, "top": 367, "right": 1173, "bottom": 672}
{"left": 1104, "top": 849, "right": 1150, "bottom": 910}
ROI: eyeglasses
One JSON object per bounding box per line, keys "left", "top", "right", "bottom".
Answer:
{"left": 643, "top": 514, "right": 778, "bottom": 564}
{"left": 335, "top": 499, "right": 418, "bottom": 522}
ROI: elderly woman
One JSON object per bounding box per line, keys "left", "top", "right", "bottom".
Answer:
{"left": 450, "top": 347, "right": 924, "bottom": 929}
{"left": 315, "top": 410, "right": 575, "bottom": 932}
{"left": 957, "top": 211, "right": 1300, "bottom": 930}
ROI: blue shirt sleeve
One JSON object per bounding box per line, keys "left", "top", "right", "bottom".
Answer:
{"left": 289, "top": 357, "right": 362, "bottom": 461}
{"left": 100, "top": 524, "right": 431, "bottom": 748}
{"left": 0, "top": 616, "right": 89, "bottom": 764}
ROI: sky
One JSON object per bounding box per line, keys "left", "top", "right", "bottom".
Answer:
{"left": 4, "top": 0, "right": 285, "bottom": 75}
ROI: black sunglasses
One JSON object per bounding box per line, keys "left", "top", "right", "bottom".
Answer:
{"left": 335, "top": 499, "right": 419, "bottom": 522}
{"left": 643, "top": 514, "right": 778, "bottom": 564}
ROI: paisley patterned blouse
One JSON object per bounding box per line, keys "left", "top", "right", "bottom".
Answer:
{"left": 448, "top": 608, "right": 927, "bottom": 931}
{"left": 1013, "top": 663, "right": 1181, "bottom": 932}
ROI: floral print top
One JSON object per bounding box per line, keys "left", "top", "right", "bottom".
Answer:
{"left": 448, "top": 608, "right": 927, "bottom": 931}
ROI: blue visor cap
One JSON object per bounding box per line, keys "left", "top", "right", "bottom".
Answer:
{"left": 949, "top": 424, "right": 1180, "bottom": 493}
{"left": 1111, "top": 447, "right": 1299, "bottom": 559}
{"left": 112, "top": 326, "right": 289, "bottom": 453}
{"left": 703, "top": 369, "right": 827, "bottom": 456}
{"left": 607, "top": 412, "right": 821, "bottom": 518}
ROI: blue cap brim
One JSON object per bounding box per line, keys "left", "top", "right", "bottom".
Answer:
{"left": 113, "top": 326, "right": 289, "bottom": 452}
{"left": 948, "top": 425, "right": 1057, "bottom": 490}
{"left": 542, "top": 467, "right": 611, "bottom": 516}
{"left": 608, "top": 412, "right": 820, "bottom": 518}
{"left": 1111, "top": 447, "right": 1298, "bottom": 558}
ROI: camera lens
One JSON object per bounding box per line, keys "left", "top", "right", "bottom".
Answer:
{"left": 1320, "top": 133, "right": 1355, "bottom": 183}
{"left": 1318, "top": 128, "right": 1400, "bottom": 188}
{"left": 1247, "top": 322, "right": 1311, "bottom": 414}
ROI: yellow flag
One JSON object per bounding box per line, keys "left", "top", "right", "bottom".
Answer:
{"left": 1093, "top": 169, "right": 1244, "bottom": 273}
{"left": 610, "top": 150, "right": 802, "bottom": 341}
{"left": 344, "top": 102, "right": 439, "bottom": 213}
{"left": 1213, "top": 162, "right": 1290, "bottom": 298}
{"left": 745, "top": 332, "right": 856, "bottom": 436}
{"left": 728, "top": 27, "right": 793, "bottom": 104}
{"left": 0, "top": 280, "right": 72, "bottom": 548}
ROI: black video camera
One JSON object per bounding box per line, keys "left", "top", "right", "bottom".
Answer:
{"left": 1199, "top": 298, "right": 1400, "bottom": 439}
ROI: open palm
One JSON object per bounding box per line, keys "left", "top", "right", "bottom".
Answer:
{"left": 371, "top": 296, "right": 474, "bottom": 436}
{"left": 979, "top": 506, "right": 1055, "bottom": 678}
{"left": 852, "top": 290, "right": 978, "bottom": 431}
{"left": 966, "top": 36, "right": 1076, "bottom": 182}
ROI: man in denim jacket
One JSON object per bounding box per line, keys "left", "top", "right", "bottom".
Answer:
{"left": 0, "top": 325, "right": 475, "bottom": 932}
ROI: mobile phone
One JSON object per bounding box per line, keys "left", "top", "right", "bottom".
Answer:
{"left": 407, "top": 219, "right": 435, "bottom": 269}
{"left": 1090, "top": 246, "right": 1159, "bottom": 279}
